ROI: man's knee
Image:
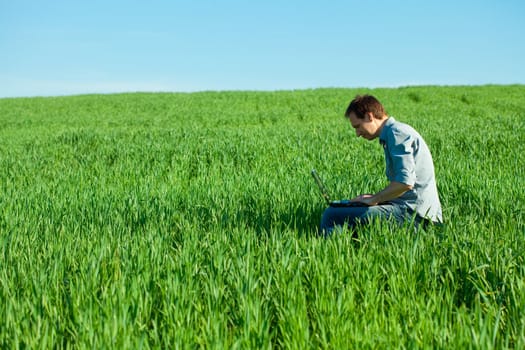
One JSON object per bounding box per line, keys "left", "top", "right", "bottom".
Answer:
{"left": 320, "top": 206, "right": 362, "bottom": 236}
{"left": 319, "top": 204, "right": 410, "bottom": 236}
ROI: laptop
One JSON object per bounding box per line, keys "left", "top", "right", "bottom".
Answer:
{"left": 311, "top": 169, "right": 369, "bottom": 207}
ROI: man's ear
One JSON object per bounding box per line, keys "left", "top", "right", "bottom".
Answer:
{"left": 365, "top": 112, "right": 374, "bottom": 121}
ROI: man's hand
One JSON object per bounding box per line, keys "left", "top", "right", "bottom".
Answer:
{"left": 350, "top": 194, "right": 376, "bottom": 206}
{"left": 351, "top": 182, "right": 413, "bottom": 206}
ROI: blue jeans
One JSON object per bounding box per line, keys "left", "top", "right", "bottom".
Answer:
{"left": 319, "top": 203, "right": 412, "bottom": 237}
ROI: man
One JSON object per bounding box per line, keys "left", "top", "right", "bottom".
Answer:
{"left": 320, "top": 94, "right": 442, "bottom": 235}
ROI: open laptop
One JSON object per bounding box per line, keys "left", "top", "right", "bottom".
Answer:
{"left": 311, "top": 169, "right": 369, "bottom": 207}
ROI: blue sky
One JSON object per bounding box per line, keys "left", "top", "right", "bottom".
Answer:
{"left": 1, "top": 0, "right": 524, "bottom": 98}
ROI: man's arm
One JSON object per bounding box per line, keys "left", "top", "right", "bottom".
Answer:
{"left": 351, "top": 181, "right": 413, "bottom": 206}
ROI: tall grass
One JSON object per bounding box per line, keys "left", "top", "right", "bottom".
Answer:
{"left": 1, "top": 86, "right": 524, "bottom": 348}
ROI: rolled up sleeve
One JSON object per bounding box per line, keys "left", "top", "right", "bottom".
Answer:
{"left": 388, "top": 132, "right": 416, "bottom": 186}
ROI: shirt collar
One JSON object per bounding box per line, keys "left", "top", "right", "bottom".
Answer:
{"left": 379, "top": 117, "right": 395, "bottom": 144}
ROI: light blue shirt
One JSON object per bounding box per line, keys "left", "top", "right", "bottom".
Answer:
{"left": 379, "top": 117, "right": 443, "bottom": 223}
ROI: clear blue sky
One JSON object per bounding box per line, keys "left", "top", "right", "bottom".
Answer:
{"left": 1, "top": 0, "right": 524, "bottom": 98}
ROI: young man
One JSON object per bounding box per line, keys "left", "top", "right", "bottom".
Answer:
{"left": 320, "top": 94, "right": 443, "bottom": 236}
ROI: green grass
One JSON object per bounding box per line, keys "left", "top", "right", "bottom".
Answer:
{"left": 1, "top": 85, "right": 524, "bottom": 348}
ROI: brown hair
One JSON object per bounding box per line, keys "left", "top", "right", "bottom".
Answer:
{"left": 345, "top": 94, "right": 386, "bottom": 119}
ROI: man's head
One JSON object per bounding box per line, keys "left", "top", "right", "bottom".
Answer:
{"left": 345, "top": 94, "right": 388, "bottom": 140}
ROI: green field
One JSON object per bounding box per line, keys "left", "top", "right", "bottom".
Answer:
{"left": 1, "top": 85, "right": 524, "bottom": 348}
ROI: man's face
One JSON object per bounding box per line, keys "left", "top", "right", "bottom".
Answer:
{"left": 348, "top": 112, "right": 379, "bottom": 140}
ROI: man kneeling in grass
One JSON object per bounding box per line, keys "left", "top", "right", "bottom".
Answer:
{"left": 320, "top": 94, "right": 443, "bottom": 236}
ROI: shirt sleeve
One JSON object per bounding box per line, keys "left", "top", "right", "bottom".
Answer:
{"left": 388, "top": 129, "right": 417, "bottom": 186}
